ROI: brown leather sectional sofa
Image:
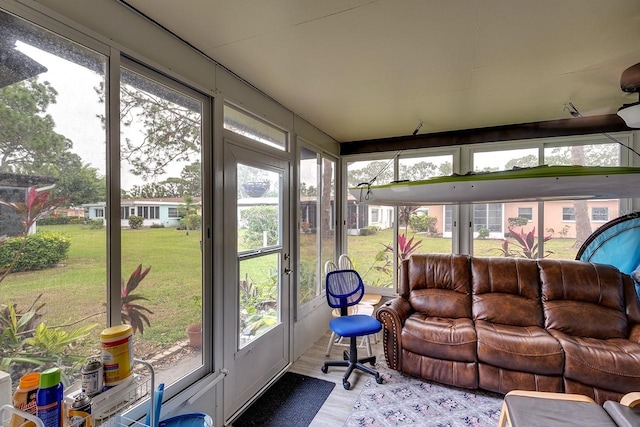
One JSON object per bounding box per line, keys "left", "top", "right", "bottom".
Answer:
{"left": 376, "top": 253, "right": 640, "bottom": 404}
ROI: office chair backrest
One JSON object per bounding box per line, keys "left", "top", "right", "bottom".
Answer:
{"left": 326, "top": 269, "right": 365, "bottom": 313}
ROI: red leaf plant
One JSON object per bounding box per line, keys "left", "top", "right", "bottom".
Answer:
{"left": 495, "top": 227, "right": 553, "bottom": 259}
{"left": 121, "top": 264, "right": 154, "bottom": 335}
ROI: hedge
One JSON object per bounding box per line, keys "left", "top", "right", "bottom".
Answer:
{"left": 0, "top": 231, "right": 70, "bottom": 272}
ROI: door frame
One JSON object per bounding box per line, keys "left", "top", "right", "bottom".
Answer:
{"left": 222, "top": 139, "right": 292, "bottom": 422}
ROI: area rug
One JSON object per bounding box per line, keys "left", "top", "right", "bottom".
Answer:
{"left": 233, "top": 371, "right": 335, "bottom": 426}
{"left": 344, "top": 357, "right": 503, "bottom": 427}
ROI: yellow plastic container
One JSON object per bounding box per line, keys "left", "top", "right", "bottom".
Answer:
{"left": 100, "top": 324, "right": 133, "bottom": 386}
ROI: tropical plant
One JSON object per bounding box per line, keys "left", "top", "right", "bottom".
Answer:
{"left": 121, "top": 264, "right": 154, "bottom": 335}
{"left": 493, "top": 227, "right": 553, "bottom": 259}
{"left": 383, "top": 233, "right": 423, "bottom": 261}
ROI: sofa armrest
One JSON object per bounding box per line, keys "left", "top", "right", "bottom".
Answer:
{"left": 376, "top": 297, "right": 413, "bottom": 371}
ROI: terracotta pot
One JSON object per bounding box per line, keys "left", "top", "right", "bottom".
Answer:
{"left": 186, "top": 322, "right": 202, "bottom": 349}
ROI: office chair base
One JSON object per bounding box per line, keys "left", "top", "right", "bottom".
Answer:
{"left": 321, "top": 344, "right": 383, "bottom": 390}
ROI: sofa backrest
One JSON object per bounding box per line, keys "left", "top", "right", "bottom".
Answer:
{"left": 539, "top": 259, "right": 628, "bottom": 339}
{"left": 471, "top": 257, "right": 544, "bottom": 327}
{"left": 402, "top": 254, "right": 471, "bottom": 319}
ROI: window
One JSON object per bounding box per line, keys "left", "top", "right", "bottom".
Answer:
{"left": 563, "top": 207, "right": 575, "bottom": 221}
{"left": 168, "top": 207, "right": 179, "bottom": 218}
{"left": 474, "top": 204, "right": 503, "bottom": 232}
{"left": 592, "top": 207, "right": 609, "bottom": 222}
{"left": 223, "top": 103, "right": 287, "bottom": 151}
{"left": 121, "top": 207, "right": 130, "bottom": 219}
{"left": 136, "top": 206, "right": 160, "bottom": 219}
{"left": 517, "top": 207, "right": 533, "bottom": 221}
{"left": 298, "top": 147, "right": 335, "bottom": 307}
{"left": 0, "top": 9, "right": 108, "bottom": 391}
{"left": 120, "top": 63, "right": 205, "bottom": 383}
{"left": 346, "top": 158, "right": 395, "bottom": 288}
{"left": 472, "top": 148, "right": 537, "bottom": 256}
{"left": 371, "top": 208, "right": 379, "bottom": 222}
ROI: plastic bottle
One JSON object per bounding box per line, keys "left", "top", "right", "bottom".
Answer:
{"left": 100, "top": 324, "right": 133, "bottom": 386}
{"left": 36, "top": 367, "right": 64, "bottom": 427}
{"left": 10, "top": 372, "right": 40, "bottom": 427}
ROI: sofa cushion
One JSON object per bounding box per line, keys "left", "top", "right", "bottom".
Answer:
{"left": 539, "top": 259, "right": 627, "bottom": 339}
{"left": 401, "top": 313, "right": 477, "bottom": 362}
{"left": 476, "top": 321, "right": 564, "bottom": 375}
{"left": 550, "top": 331, "right": 640, "bottom": 393}
{"left": 407, "top": 254, "right": 471, "bottom": 318}
{"left": 472, "top": 257, "right": 544, "bottom": 327}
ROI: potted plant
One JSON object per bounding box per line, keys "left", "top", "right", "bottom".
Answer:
{"left": 186, "top": 295, "right": 202, "bottom": 349}
{"left": 186, "top": 322, "right": 202, "bottom": 349}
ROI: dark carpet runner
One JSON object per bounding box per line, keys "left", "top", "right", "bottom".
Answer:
{"left": 233, "top": 372, "right": 335, "bottom": 426}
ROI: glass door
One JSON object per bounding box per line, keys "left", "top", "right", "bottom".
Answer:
{"left": 223, "top": 142, "right": 291, "bottom": 421}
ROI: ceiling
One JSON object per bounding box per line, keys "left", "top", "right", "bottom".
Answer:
{"left": 122, "top": 0, "right": 640, "bottom": 143}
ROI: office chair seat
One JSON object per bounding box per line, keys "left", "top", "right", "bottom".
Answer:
{"left": 330, "top": 314, "right": 381, "bottom": 337}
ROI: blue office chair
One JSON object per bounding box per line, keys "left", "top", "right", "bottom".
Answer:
{"left": 321, "top": 269, "right": 383, "bottom": 390}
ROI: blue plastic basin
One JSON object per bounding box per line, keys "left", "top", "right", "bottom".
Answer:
{"left": 158, "top": 413, "right": 213, "bottom": 427}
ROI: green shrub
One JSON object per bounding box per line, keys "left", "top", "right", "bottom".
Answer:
{"left": 88, "top": 219, "right": 104, "bottom": 229}
{"left": 129, "top": 215, "right": 144, "bottom": 229}
{"left": 508, "top": 217, "right": 530, "bottom": 228}
{"left": 359, "top": 226, "right": 380, "bottom": 236}
{"left": 179, "top": 214, "right": 202, "bottom": 231}
{"left": 477, "top": 228, "right": 491, "bottom": 239}
{"left": 38, "top": 216, "right": 72, "bottom": 225}
{"left": 150, "top": 223, "right": 165, "bottom": 228}
{"left": 243, "top": 206, "right": 277, "bottom": 246}
{"left": 409, "top": 215, "right": 438, "bottom": 233}
{"left": 0, "top": 231, "right": 70, "bottom": 272}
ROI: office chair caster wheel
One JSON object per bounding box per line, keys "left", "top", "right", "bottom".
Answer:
{"left": 370, "top": 356, "right": 376, "bottom": 366}
{"left": 321, "top": 365, "right": 328, "bottom": 374}
{"left": 343, "top": 380, "right": 351, "bottom": 390}
{"left": 375, "top": 375, "right": 383, "bottom": 384}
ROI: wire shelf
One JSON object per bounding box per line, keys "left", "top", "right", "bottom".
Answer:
{"left": 2, "top": 359, "right": 155, "bottom": 427}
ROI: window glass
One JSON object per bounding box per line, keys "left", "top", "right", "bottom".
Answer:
{"left": 472, "top": 148, "right": 539, "bottom": 256}
{"left": 592, "top": 207, "right": 609, "bottom": 222}
{"left": 346, "top": 159, "right": 395, "bottom": 288}
{"left": 298, "top": 147, "right": 319, "bottom": 305}
{"left": 543, "top": 141, "right": 620, "bottom": 259}
{"left": 319, "top": 156, "right": 336, "bottom": 290}
{"left": 119, "top": 66, "right": 204, "bottom": 384}
{"left": 223, "top": 103, "right": 287, "bottom": 151}
{"left": 517, "top": 207, "right": 533, "bottom": 221}
{"left": 0, "top": 10, "right": 107, "bottom": 388}
{"left": 298, "top": 149, "right": 336, "bottom": 306}
{"left": 397, "top": 154, "right": 453, "bottom": 255}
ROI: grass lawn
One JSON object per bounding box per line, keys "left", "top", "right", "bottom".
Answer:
{"left": 2, "top": 224, "right": 579, "bottom": 355}
{"left": 2, "top": 224, "right": 203, "bottom": 354}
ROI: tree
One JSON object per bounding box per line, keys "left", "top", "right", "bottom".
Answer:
{"left": 347, "top": 161, "right": 393, "bottom": 187}
{"left": 98, "top": 81, "right": 201, "bottom": 179}
{"left": 0, "top": 80, "right": 70, "bottom": 174}
{"left": 0, "top": 80, "right": 104, "bottom": 205}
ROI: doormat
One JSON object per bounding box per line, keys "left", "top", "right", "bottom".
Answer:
{"left": 233, "top": 372, "right": 335, "bottom": 426}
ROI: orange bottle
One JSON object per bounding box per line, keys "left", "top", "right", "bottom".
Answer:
{"left": 10, "top": 372, "right": 40, "bottom": 427}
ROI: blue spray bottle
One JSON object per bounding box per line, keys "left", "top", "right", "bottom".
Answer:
{"left": 36, "top": 367, "right": 64, "bottom": 427}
